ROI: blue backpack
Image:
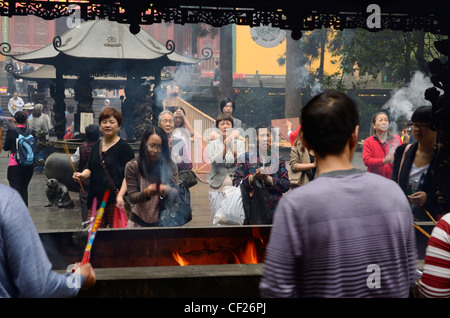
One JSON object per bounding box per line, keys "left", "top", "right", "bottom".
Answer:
{"left": 14, "top": 127, "right": 36, "bottom": 166}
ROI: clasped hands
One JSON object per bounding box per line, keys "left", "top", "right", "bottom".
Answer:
{"left": 249, "top": 168, "right": 273, "bottom": 186}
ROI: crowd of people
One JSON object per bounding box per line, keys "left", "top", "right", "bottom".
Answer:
{"left": 0, "top": 89, "right": 449, "bottom": 298}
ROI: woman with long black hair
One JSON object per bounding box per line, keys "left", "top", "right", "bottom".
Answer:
{"left": 123, "top": 126, "right": 179, "bottom": 227}
{"left": 392, "top": 106, "right": 440, "bottom": 221}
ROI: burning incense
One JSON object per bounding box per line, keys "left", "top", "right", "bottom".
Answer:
{"left": 414, "top": 223, "right": 431, "bottom": 239}
{"left": 81, "top": 189, "right": 110, "bottom": 265}
{"left": 62, "top": 142, "right": 85, "bottom": 192}
{"left": 421, "top": 206, "right": 437, "bottom": 225}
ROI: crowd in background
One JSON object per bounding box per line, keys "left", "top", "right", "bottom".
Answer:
{"left": 0, "top": 88, "right": 448, "bottom": 298}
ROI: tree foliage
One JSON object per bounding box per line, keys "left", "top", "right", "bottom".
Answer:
{"left": 328, "top": 29, "right": 448, "bottom": 85}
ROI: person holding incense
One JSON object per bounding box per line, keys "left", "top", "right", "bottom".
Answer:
{"left": 233, "top": 122, "right": 290, "bottom": 224}
{"left": 362, "top": 111, "right": 402, "bottom": 178}
{"left": 260, "top": 90, "right": 417, "bottom": 298}
{"left": 71, "top": 124, "right": 100, "bottom": 225}
{"left": 73, "top": 107, "right": 134, "bottom": 228}
{"left": 288, "top": 129, "right": 316, "bottom": 189}
{"left": 158, "top": 109, "right": 191, "bottom": 173}
{"left": 123, "top": 126, "right": 179, "bottom": 227}
{"left": 207, "top": 114, "right": 246, "bottom": 224}
{"left": 0, "top": 183, "right": 96, "bottom": 297}
{"left": 392, "top": 106, "right": 440, "bottom": 221}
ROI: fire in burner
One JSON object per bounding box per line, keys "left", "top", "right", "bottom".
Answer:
{"left": 172, "top": 240, "right": 259, "bottom": 266}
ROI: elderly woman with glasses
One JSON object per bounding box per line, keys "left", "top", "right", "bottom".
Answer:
{"left": 158, "top": 110, "right": 192, "bottom": 171}
{"left": 124, "top": 126, "right": 179, "bottom": 227}
{"left": 392, "top": 106, "right": 440, "bottom": 221}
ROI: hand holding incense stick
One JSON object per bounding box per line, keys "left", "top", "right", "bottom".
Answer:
{"left": 63, "top": 142, "right": 85, "bottom": 192}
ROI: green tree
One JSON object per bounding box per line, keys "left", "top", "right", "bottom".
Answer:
{"left": 328, "top": 29, "right": 448, "bottom": 85}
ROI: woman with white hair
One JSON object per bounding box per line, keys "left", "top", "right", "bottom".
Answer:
{"left": 158, "top": 110, "right": 191, "bottom": 170}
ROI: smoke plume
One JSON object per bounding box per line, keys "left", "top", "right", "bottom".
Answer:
{"left": 293, "top": 64, "right": 323, "bottom": 97}
{"left": 383, "top": 71, "right": 441, "bottom": 122}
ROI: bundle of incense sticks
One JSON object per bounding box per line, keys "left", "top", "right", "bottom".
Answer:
{"left": 81, "top": 190, "right": 110, "bottom": 265}
{"left": 62, "top": 142, "right": 85, "bottom": 192}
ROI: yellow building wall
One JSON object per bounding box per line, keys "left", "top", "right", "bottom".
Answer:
{"left": 235, "top": 26, "right": 341, "bottom": 76}
{"left": 235, "top": 25, "right": 286, "bottom": 75}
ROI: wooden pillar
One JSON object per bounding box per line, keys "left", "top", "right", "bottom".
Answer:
{"left": 74, "top": 71, "right": 94, "bottom": 133}
{"left": 50, "top": 67, "right": 66, "bottom": 140}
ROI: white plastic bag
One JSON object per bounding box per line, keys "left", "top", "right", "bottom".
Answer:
{"left": 213, "top": 185, "right": 245, "bottom": 225}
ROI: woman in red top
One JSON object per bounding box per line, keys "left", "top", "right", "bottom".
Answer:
{"left": 363, "top": 112, "right": 402, "bottom": 179}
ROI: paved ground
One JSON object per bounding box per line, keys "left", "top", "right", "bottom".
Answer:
{"left": 0, "top": 139, "right": 366, "bottom": 232}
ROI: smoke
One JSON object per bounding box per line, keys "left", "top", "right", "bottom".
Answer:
{"left": 292, "top": 64, "right": 324, "bottom": 97}
{"left": 383, "top": 71, "right": 441, "bottom": 122}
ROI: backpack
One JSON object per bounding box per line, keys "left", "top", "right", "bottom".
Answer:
{"left": 13, "top": 127, "right": 36, "bottom": 166}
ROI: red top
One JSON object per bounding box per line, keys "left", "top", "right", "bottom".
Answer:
{"left": 289, "top": 126, "right": 301, "bottom": 146}
{"left": 362, "top": 134, "right": 402, "bottom": 179}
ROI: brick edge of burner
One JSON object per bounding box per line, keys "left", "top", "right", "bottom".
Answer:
{"left": 39, "top": 225, "right": 272, "bottom": 270}
{"left": 71, "top": 264, "right": 264, "bottom": 298}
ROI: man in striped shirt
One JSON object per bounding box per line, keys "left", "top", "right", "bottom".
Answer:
{"left": 260, "top": 90, "right": 418, "bottom": 297}
{"left": 419, "top": 213, "right": 450, "bottom": 297}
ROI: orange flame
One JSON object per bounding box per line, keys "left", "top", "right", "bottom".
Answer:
{"left": 240, "top": 241, "right": 258, "bottom": 264}
{"left": 173, "top": 252, "right": 189, "bottom": 266}
{"left": 172, "top": 240, "right": 259, "bottom": 266}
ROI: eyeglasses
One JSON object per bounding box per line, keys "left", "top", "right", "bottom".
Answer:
{"left": 161, "top": 119, "right": 174, "bottom": 124}
{"left": 411, "top": 123, "right": 430, "bottom": 130}
{"left": 147, "top": 144, "right": 162, "bottom": 152}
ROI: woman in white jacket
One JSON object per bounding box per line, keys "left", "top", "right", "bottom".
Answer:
{"left": 206, "top": 114, "right": 245, "bottom": 223}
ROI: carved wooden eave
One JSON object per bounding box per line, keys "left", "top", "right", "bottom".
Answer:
{"left": 0, "top": 0, "right": 448, "bottom": 37}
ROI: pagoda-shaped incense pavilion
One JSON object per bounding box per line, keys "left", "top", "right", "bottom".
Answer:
{"left": 5, "top": 19, "right": 207, "bottom": 139}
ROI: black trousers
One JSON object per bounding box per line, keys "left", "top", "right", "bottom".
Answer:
{"left": 7, "top": 164, "right": 34, "bottom": 206}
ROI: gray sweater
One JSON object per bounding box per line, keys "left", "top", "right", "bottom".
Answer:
{"left": 260, "top": 169, "right": 418, "bottom": 297}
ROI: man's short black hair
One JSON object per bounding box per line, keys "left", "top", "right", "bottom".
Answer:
{"left": 301, "top": 90, "right": 359, "bottom": 157}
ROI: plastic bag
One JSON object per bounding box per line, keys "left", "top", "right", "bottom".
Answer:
{"left": 213, "top": 185, "right": 245, "bottom": 225}
{"left": 113, "top": 207, "right": 128, "bottom": 228}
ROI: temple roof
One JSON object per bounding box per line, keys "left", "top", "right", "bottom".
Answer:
{"left": 11, "top": 19, "right": 201, "bottom": 76}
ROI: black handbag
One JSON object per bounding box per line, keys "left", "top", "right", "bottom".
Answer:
{"left": 178, "top": 169, "right": 198, "bottom": 188}
{"left": 240, "top": 180, "right": 271, "bottom": 225}
{"left": 159, "top": 182, "right": 192, "bottom": 227}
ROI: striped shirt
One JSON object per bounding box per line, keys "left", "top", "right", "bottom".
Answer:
{"left": 260, "top": 169, "right": 418, "bottom": 298}
{"left": 419, "top": 213, "right": 450, "bottom": 298}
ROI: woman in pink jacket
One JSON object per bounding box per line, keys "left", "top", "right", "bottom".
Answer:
{"left": 363, "top": 112, "right": 402, "bottom": 179}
